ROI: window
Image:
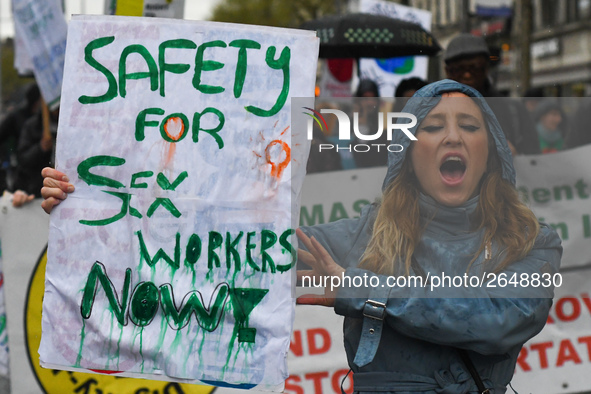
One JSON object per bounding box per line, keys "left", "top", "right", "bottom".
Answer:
{"left": 578, "top": 0, "right": 591, "bottom": 18}
{"left": 445, "top": 0, "right": 452, "bottom": 24}
{"left": 566, "top": 0, "right": 578, "bottom": 22}
{"left": 540, "top": 0, "right": 560, "bottom": 27}
{"left": 564, "top": 0, "right": 591, "bottom": 21}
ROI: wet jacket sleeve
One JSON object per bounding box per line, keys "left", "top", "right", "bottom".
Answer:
{"left": 333, "top": 224, "right": 562, "bottom": 356}
{"left": 298, "top": 203, "right": 375, "bottom": 270}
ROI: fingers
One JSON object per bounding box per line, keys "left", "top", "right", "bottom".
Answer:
{"left": 297, "top": 248, "right": 316, "bottom": 267}
{"left": 296, "top": 229, "right": 325, "bottom": 266}
{"left": 42, "top": 176, "right": 74, "bottom": 193}
{"left": 41, "top": 167, "right": 68, "bottom": 182}
{"left": 41, "top": 185, "right": 70, "bottom": 201}
{"left": 296, "top": 229, "right": 323, "bottom": 271}
{"left": 12, "top": 190, "right": 34, "bottom": 207}
{"left": 298, "top": 229, "right": 344, "bottom": 276}
{"left": 41, "top": 167, "right": 74, "bottom": 197}
{"left": 296, "top": 269, "right": 316, "bottom": 283}
{"left": 41, "top": 197, "right": 62, "bottom": 215}
{"left": 295, "top": 228, "right": 314, "bottom": 253}
{"left": 309, "top": 236, "right": 332, "bottom": 264}
{"left": 310, "top": 236, "right": 345, "bottom": 277}
{"left": 296, "top": 294, "right": 335, "bottom": 307}
{"left": 40, "top": 168, "right": 72, "bottom": 215}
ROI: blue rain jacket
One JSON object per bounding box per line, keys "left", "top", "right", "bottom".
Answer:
{"left": 301, "top": 80, "right": 562, "bottom": 393}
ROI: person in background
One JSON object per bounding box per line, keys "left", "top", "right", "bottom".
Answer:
{"left": 14, "top": 104, "right": 59, "bottom": 197}
{"left": 0, "top": 82, "right": 41, "bottom": 196}
{"left": 444, "top": 33, "right": 540, "bottom": 155}
{"left": 523, "top": 87, "right": 545, "bottom": 116}
{"left": 534, "top": 99, "right": 566, "bottom": 153}
{"left": 2, "top": 189, "right": 35, "bottom": 207}
{"left": 393, "top": 77, "right": 428, "bottom": 114}
{"left": 352, "top": 79, "right": 387, "bottom": 168}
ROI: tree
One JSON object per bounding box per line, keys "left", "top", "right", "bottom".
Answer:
{"left": 210, "top": 0, "right": 335, "bottom": 28}
{"left": 1, "top": 38, "right": 35, "bottom": 108}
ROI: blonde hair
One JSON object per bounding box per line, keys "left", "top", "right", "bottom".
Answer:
{"left": 358, "top": 141, "right": 539, "bottom": 276}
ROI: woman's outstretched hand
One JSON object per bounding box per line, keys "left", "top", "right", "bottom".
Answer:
{"left": 40, "top": 167, "right": 74, "bottom": 214}
{"left": 296, "top": 228, "right": 345, "bottom": 307}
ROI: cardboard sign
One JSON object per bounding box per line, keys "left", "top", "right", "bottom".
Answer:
{"left": 39, "top": 15, "right": 317, "bottom": 390}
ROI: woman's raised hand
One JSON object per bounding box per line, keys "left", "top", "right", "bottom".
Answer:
{"left": 296, "top": 228, "right": 345, "bottom": 307}
{"left": 40, "top": 167, "right": 74, "bottom": 214}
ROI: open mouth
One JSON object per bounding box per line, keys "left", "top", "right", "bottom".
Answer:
{"left": 440, "top": 156, "right": 466, "bottom": 183}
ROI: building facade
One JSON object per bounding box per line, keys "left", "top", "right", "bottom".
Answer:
{"left": 397, "top": 0, "right": 591, "bottom": 97}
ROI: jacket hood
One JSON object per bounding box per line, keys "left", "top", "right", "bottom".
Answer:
{"left": 383, "top": 79, "right": 516, "bottom": 190}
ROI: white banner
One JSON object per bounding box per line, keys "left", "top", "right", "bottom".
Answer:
{"left": 511, "top": 145, "right": 591, "bottom": 393}
{"left": 513, "top": 146, "right": 591, "bottom": 269}
{"left": 39, "top": 15, "right": 317, "bottom": 390}
{"left": 11, "top": 0, "right": 67, "bottom": 108}
{"left": 359, "top": 0, "right": 432, "bottom": 98}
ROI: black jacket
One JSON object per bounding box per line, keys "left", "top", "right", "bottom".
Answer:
{"left": 14, "top": 112, "right": 56, "bottom": 195}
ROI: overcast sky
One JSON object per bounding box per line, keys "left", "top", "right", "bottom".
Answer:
{"left": 0, "top": 0, "right": 220, "bottom": 38}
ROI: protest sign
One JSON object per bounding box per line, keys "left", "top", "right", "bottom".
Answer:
{"left": 11, "top": 0, "right": 67, "bottom": 108}
{"left": 13, "top": 31, "right": 34, "bottom": 76}
{"left": 0, "top": 196, "right": 216, "bottom": 394}
{"left": 39, "top": 15, "right": 317, "bottom": 390}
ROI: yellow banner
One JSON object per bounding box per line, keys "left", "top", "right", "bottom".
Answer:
{"left": 115, "top": 0, "right": 144, "bottom": 16}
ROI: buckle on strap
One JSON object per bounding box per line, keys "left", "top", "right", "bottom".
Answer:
{"left": 362, "top": 299, "right": 386, "bottom": 320}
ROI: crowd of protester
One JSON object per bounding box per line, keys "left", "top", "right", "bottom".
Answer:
{"left": 2, "top": 34, "right": 591, "bottom": 198}
{"left": 307, "top": 33, "right": 591, "bottom": 174}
